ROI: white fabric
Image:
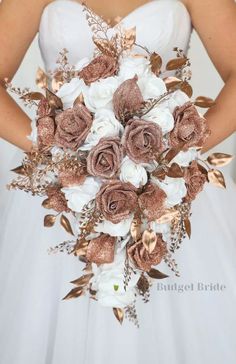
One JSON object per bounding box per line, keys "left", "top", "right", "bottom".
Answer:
{"left": 1, "top": 1, "right": 236, "bottom": 363}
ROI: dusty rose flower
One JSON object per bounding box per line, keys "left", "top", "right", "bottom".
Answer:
{"left": 79, "top": 55, "right": 117, "bottom": 85}
{"left": 37, "top": 98, "right": 52, "bottom": 118}
{"left": 128, "top": 234, "right": 167, "bottom": 271}
{"left": 96, "top": 180, "right": 138, "bottom": 224}
{"left": 37, "top": 116, "right": 55, "bottom": 148}
{"left": 87, "top": 137, "right": 123, "bottom": 179}
{"left": 138, "top": 183, "right": 167, "bottom": 221}
{"left": 112, "top": 76, "right": 144, "bottom": 121}
{"left": 122, "top": 119, "right": 164, "bottom": 163}
{"left": 184, "top": 160, "right": 207, "bottom": 202}
{"left": 86, "top": 234, "right": 116, "bottom": 264}
{"left": 54, "top": 103, "right": 93, "bottom": 151}
{"left": 46, "top": 186, "right": 70, "bottom": 213}
{"left": 59, "top": 170, "right": 86, "bottom": 187}
{"left": 169, "top": 102, "right": 210, "bottom": 150}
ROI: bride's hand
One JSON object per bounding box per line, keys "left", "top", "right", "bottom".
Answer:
{"left": 182, "top": 0, "right": 236, "bottom": 153}
{"left": 0, "top": 0, "right": 52, "bottom": 151}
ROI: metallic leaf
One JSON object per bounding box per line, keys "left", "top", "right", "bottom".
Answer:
{"left": 180, "top": 81, "right": 193, "bottom": 98}
{"left": 184, "top": 218, "right": 191, "bottom": 239}
{"left": 194, "top": 96, "right": 215, "bottom": 108}
{"left": 155, "top": 209, "right": 180, "bottom": 224}
{"left": 11, "top": 165, "right": 26, "bottom": 176}
{"left": 46, "top": 88, "right": 63, "bottom": 110}
{"left": 93, "top": 38, "right": 117, "bottom": 57}
{"left": 62, "top": 287, "right": 84, "bottom": 300}
{"left": 167, "top": 163, "right": 184, "bottom": 178}
{"left": 207, "top": 153, "right": 234, "bottom": 167}
{"left": 42, "top": 198, "right": 51, "bottom": 209}
{"left": 164, "top": 145, "right": 184, "bottom": 164}
{"left": 166, "top": 57, "right": 187, "bottom": 71}
{"left": 20, "top": 92, "right": 45, "bottom": 101}
{"left": 130, "top": 219, "right": 142, "bottom": 242}
{"left": 208, "top": 169, "right": 226, "bottom": 189}
{"left": 164, "top": 76, "right": 182, "bottom": 91}
{"left": 113, "top": 307, "right": 124, "bottom": 324}
{"left": 70, "top": 273, "right": 94, "bottom": 287}
{"left": 123, "top": 27, "right": 136, "bottom": 50}
{"left": 142, "top": 230, "right": 157, "bottom": 254}
{"left": 36, "top": 67, "right": 48, "bottom": 89}
{"left": 150, "top": 52, "right": 162, "bottom": 75}
{"left": 60, "top": 214, "right": 74, "bottom": 235}
{"left": 74, "top": 238, "right": 89, "bottom": 256}
{"left": 73, "top": 93, "right": 84, "bottom": 107}
{"left": 44, "top": 214, "right": 57, "bottom": 227}
{"left": 147, "top": 268, "right": 169, "bottom": 279}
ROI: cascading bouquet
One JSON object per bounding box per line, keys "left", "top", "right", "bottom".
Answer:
{"left": 7, "top": 5, "right": 233, "bottom": 326}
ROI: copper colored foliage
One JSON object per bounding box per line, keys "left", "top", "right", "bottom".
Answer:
{"left": 96, "top": 180, "right": 138, "bottom": 224}
{"left": 86, "top": 234, "right": 116, "bottom": 264}
{"left": 46, "top": 186, "right": 70, "bottom": 213}
{"left": 138, "top": 183, "right": 167, "bottom": 221}
{"left": 128, "top": 234, "right": 167, "bottom": 272}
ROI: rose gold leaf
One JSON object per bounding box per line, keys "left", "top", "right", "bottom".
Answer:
{"left": 163, "top": 144, "right": 185, "bottom": 164}
{"left": 184, "top": 218, "right": 191, "bottom": 239}
{"left": 156, "top": 209, "right": 180, "bottom": 224}
{"left": 113, "top": 307, "right": 124, "bottom": 324}
{"left": 60, "top": 215, "right": 74, "bottom": 235}
{"left": 180, "top": 81, "right": 193, "bottom": 98}
{"left": 123, "top": 26, "right": 136, "bottom": 50}
{"left": 11, "top": 165, "right": 26, "bottom": 176}
{"left": 73, "top": 93, "right": 84, "bottom": 107}
{"left": 208, "top": 169, "right": 226, "bottom": 189}
{"left": 42, "top": 198, "right": 51, "bottom": 209}
{"left": 142, "top": 230, "right": 157, "bottom": 254}
{"left": 130, "top": 219, "right": 142, "bottom": 242}
{"left": 166, "top": 57, "right": 187, "bottom": 71}
{"left": 70, "top": 273, "right": 94, "bottom": 287}
{"left": 197, "top": 162, "right": 208, "bottom": 176}
{"left": 44, "top": 214, "right": 57, "bottom": 227}
{"left": 194, "top": 96, "right": 216, "bottom": 108}
{"left": 46, "top": 88, "right": 63, "bottom": 110}
{"left": 74, "top": 238, "right": 89, "bottom": 256}
{"left": 36, "top": 67, "right": 48, "bottom": 89}
{"left": 20, "top": 92, "right": 45, "bottom": 101}
{"left": 150, "top": 52, "right": 162, "bottom": 75}
{"left": 93, "top": 38, "right": 117, "bottom": 57}
{"left": 51, "top": 71, "right": 64, "bottom": 93}
{"left": 147, "top": 268, "right": 169, "bottom": 279}
{"left": 167, "top": 163, "right": 184, "bottom": 178}
{"left": 164, "top": 76, "right": 182, "bottom": 91}
{"left": 207, "top": 153, "right": 234, "bottom": 167}
{"left": 62, "top": 287, "right": 84, "bottom": 300}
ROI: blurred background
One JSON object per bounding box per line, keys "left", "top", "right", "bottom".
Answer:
{"left": 1, "top": 29, "right": 236, "bottom": 196}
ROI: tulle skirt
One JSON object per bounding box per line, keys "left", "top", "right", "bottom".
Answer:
{"left": 1, "top": 164, "right": 236, "bottom": 364}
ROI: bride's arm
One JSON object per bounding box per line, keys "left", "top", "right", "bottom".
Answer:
{"left": 182, "top": 0, "right": 236, "bottom": 153}
{"left": 0, "top": 0, "right": 52, "bottom": 151}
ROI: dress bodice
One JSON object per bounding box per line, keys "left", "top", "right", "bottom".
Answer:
{"left": 38, "top": 0, "right": 192, "bottom": 72}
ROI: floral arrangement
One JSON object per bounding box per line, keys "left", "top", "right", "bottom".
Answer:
{"left": 7, "top": 5, "right": 233, "bottom": 326}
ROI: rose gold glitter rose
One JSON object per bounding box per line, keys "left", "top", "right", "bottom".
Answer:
{"left": 138, "top": 183, "right": 167, "bottom": 221}
{"left": 112, "top": 75, "right": 144, "bottom": 121}
{"left": 79, "top": 55, "right": 117, "bottom": 85}
{"left": 54, "top": 103, "right": 93, "bottom": 151}
{"left": 37, "top": 116, "right": 55, "bottom": 148}
{"left": 86, "top": 234, "right": 116, "bottom": 264}
{"left": 37, "top": 98, "right": 52, "bottom": 118}
{"left": 127, "top": 234, "right": 167, "bottom": 272}
{"left": 46, "top": 186, "right": 70, "bottom": 213}
{"left": 96, "top": 180, "right": 138, "bottom": 224}
{"left": 169, "top": 102, "right": 210, "bottom": 151}
{"left": 184, "top": 160, "right": 207, "bottom": 202}
{"left": 87, "top": 137, "right": 123, "bottom": 179}
{"left": 122, "top": 119, "right": 164, "bottom": 163}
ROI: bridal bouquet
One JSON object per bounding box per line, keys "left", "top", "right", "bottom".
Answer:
{"left": 8, "top": 5, "right": 233, "bottom": 326}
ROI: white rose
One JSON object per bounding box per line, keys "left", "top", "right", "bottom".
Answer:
{"left": 137, "top": 74, "right": 167, "bottom": 100}
{"left": 120, "top": 156, "right": 147, "bottom": 188}
{"left": 152, "top": 176, "right": 187, "bottom": 207}
{"left": 118, "top": 55, "right": 151, "bottom": 81}
{"left": 161, "top": 90, "right": 190, "bottom": 113}
{"left": 150, "top": 221, "right": 171, "bottom": 243}
{"left": 61, "top": 177, "right": 101, "bottom": 213}
{"left": 56, "top": 77, "right": 87, "bottom": 109}
{"left": 145, "top": 106, "right": 174, "bottom": 134}
{"left": 84, "top": 76, "right": 119, "bottom": 112}
{"left": 94, "top": 214, "right": 134, "bottom": 237}
{"left": 80, "top": 108, "right": 124, "bottom": 151}
{"left": 91, "top": 249, "right": 140, "bottom": 308}
{"left": 172, "top": 148, "right": 199, "bottom": 167}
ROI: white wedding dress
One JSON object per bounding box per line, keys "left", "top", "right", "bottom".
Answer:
{"left": 1, "top": 1, "right": 236, "bottom": 363}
